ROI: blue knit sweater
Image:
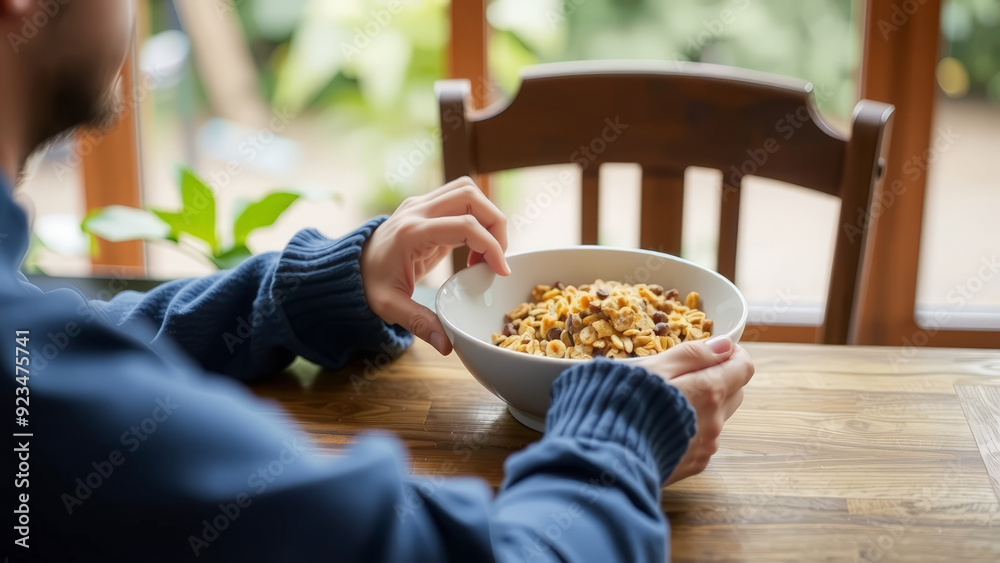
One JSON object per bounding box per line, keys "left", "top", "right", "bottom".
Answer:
{"left": 1, "top": 175, "right": 696, "bottom": 562}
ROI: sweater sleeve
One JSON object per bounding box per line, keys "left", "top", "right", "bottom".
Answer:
{"left": 491, "top": 360, "right": 696, "bottom": 561}
{"left": 4, "top": 280, "right": 695, "bottom": 562}
{"left": 84, "top": 217, "right": 412, "bottom": 379}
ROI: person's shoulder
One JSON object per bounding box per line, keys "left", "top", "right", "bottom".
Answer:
{"left": 0, "top": 280, "right": 163, "bottom": 365}
{"left": 2, "top": 279, "right": 104, "bottom": 326}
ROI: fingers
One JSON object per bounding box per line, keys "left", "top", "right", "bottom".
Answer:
{"left": 401, "top": 176, "right": 510, "bottom": 275}
{"left": 640, "top": 335, "right": 733, "bottom": 380}
{"left": 715, "top": 345, "right": 755, "bottom": 397}
{"left": 421, "top": 183, "right": 508, "bottom": 252}
{"left": 675, "top": 345, "right": 754, "bottom": 410}
{"left": 378, "top": 295, "right": 453, "bottom": 356}
{"left": 417, "top": 215, "right": 510, "bottom": 276}
{"left": 660, "top": 348, "right": 753, "bottom": 488}
{"left": 419, "top": 175, "right": 479, "bottom": 201}
{"left": 723, "top": 388, "right": 744, "bottom": 420}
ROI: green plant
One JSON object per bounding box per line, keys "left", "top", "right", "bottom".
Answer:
{"left": 82, "top": 168, "right": 311, "bottom": 270}
{"left": 231, "top": 0, "right": 543, "bottom": 213}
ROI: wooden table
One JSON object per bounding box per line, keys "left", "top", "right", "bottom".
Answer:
{"left": 251, "top": 340, "right": 1000, "bottom": 562}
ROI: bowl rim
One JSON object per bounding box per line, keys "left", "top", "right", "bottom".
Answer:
{"left": 434, "top": 245, "right": 749, "bottom": 366}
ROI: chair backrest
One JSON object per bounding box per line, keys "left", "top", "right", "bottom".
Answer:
{"left": 436, "top": 61, "right": 894, "bottom": 344}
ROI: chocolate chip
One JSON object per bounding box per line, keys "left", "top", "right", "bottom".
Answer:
{"left": 653, "top": 311, "right": 669, "bottom": 324}
{"left": 502, "top": 322, "right": 517, "bottom": 337}
{"left": 703, "top": 319, "right": 714, "bottom": 332}
{"left": 654, "top": 322, "right": 670, "bottom": 336}
{"left": 649, "top": 284, "right": 665, "bottom": 295}
{"left": 589, "top": 302, "right": 602, "bottom": 314}
{"left": 554, "top": 281, "right": 565, "bottom": 290}
{"left": 665, "top": 289, "right": 679, "bottom": 301}
{"left": 596, "top": 288, "right": 609, "bottom": 299}
{"left": 546, "top": 327, "right": 562, "bottom": 341}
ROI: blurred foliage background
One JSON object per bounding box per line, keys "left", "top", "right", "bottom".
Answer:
{"left": 27, "top": 0, "right": 999, "bottom": 285}
{"left": 143, "top": 0, "right": 997, "bottom": 212}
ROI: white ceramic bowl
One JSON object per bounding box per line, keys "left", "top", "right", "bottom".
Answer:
{"left": 435, "top": 247, "right": 748, "bottom": 431}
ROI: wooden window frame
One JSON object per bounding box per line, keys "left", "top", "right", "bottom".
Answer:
{"left": 81, "top": 0, "right": 148, "bottom": 277}
{"left": 856, "top": 0, "right": 999, "bottom": 348}
{"left": 446, "top": 1, "right": 492, "bottom": 271}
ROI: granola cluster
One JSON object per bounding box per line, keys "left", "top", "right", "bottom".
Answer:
{"left": 491, "top": 280, "right": 714, "bottom": 360}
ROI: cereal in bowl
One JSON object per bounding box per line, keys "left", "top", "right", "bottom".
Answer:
{"left": 491, "top": 280, "right": 714, "bottom": 360}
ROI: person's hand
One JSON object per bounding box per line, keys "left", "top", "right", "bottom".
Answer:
{"left": 361, "top": 177, "right": 510, "bottom": 355}
{"left": 638, "top": 336, "right": 754, "bottom": 485}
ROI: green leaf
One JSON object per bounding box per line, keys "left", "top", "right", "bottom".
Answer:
{"left": 232, "top": 197, "right": 253, "bottom": 224}
{"left": 209, "top": 245, "right": 254, "bottom": 270}
{"left": 273, "top": 18, "right": 350, "bottom": 114}
{"left": 81, "top": 206, "right": 171, "bottom": 243}
{"left": 150, "top": 168, "right": 218, "bottom": 252}
{"left": 233, "top": 191, "right": 301, "bottom": 246}
{"left": 150, "top": 210, "right": 182, "bottom": 243}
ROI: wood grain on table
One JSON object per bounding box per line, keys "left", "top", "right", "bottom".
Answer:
{"left": 251, "top": 341, "right": 1000, "bottom": 562}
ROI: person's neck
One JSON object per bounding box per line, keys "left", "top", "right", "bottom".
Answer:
{"left": 0, "top": 134, "right": 26, "bottom": 190}
{"left": 0, "top": 157, "right": 18, "bottom": 190}
{"left": 0, "top": 58, "right": 34, "bottom": 188}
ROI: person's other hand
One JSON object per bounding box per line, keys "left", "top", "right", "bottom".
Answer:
{"left": 638, "top": 336, "right": 754, "bottom": 485}
{"left": 361, "top": 177, "right": 509, "bottom": 355}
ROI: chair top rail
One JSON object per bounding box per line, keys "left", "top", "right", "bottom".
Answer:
{"left": 459, "top": 61, "right": 848, "bottom": 196}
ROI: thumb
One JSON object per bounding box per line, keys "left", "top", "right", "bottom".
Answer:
{"left": 383, "top": 296, "right": 453, "bottom": 356}
{"left": 641, "top": 335, "right": 732, "bottom": 379}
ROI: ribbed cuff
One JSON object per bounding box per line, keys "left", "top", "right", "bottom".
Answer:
{"left": 546, "top": 360, "right": 696, "bottom": 484}
{"left": 273, "top": 218, "right": 412, "bottom": 367}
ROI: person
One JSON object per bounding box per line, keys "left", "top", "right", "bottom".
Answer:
{"left": 0, "top": 2, "right": 753, "bottom": 561}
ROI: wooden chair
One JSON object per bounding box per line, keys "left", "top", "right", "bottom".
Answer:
{"left": 436, "top": 61, "right": 894, "bottom": 345}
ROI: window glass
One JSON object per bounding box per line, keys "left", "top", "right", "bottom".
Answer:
{"left": 915, "top": 0, "right": 1000, "bottom": 329}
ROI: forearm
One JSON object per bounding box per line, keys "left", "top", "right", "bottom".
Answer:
{"left": 86, "top": 219, "right": 412, "bottom": 379}
{"left": 270, "top": 221, "right": 412, "bottom": 371}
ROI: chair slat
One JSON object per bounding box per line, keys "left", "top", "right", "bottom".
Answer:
{"left": 718, "top": 179, "right": 742, "bottom": 282}
{"left": 640, "top": 169, "right": 684, "bottom": 256}
{"left": 581, "top": 167, "right": 600, "bottom": 245}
